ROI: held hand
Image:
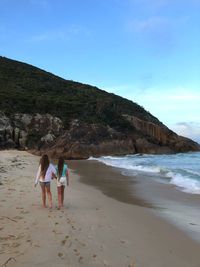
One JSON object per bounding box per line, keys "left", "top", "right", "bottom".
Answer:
{"left": 52, "top": 173, "right": 57, "bottom": 180}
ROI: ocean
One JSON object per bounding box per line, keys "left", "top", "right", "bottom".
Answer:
{"left": 89, "top": 152, "right": 200, "bottom": 195}
{"left": 89, "top": 152, "right": 200, "bottom": 242}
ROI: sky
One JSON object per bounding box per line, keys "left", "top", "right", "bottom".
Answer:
{"left": 0, "top": 0, "right": 200, "bottom": 142}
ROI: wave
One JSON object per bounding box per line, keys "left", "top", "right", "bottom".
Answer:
{"left": 89, "top": 153, "right": 200, "bottom": 195}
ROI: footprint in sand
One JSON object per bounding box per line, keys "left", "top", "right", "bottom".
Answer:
{"left": 120, "top": 239, "right": 129, "bottom": 245}
{"left": 20, "top": 210, "right": 29, "bottom": 215}
{"left": 74, "top": 238, "right": 86, "bottom": 248}
{"left": 16, "top": 233, "right": 25, "bottom": 240}
{"left": 103, "top": 260, "right": 109, "bottom": 266}
{"left": 73, "top": 248, "right": 80, "bottom": 256}
{"left": 52, "top": 229, "right": 62, "bottom": 235}
{"left": 13, "top": 216, "right": 23, "bottom": 220}
{"left": 67, "top": 218, "right": 71, "bottom": 223}
{"left": 58, "top": 252, "right": 64, "bottom": 258}
{"left": 11, "top": 242, "right": 20, "bottom": 248}
{"left": 128, "top": 262, "right": 136, "bottom": 267}
{"left": 79, "top": 256, "right": 84, "bottom": 263}
{"left": 61, "top": 235, "right": 70, "bottom": 246}
{"left": 61, "top": 239, "right": 67, "bottom": 245}
{"left": 33, "top": 244, "right": 40, "bottom": 248}
{"left": 1, "top": 257, "right": 16, "bottom": 267}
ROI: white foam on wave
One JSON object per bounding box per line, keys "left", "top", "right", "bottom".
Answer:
{"left": 89, "top": 153, "right": 200, "bottom": 195}
{"left": 89, "top": 156, "right": 161, "bottom": 173}
{"left": 167, "top": 172, "right": 200, "bottom": 194}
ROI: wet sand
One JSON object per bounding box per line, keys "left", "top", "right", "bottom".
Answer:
{"left": 68, "top": 159, "right": 152, "bottom": 207}
{"left": 69, "top": 160, "right": 200, "bottom": 242}
{"left": 1, "top": 150, "right": 200, "bottom": 267}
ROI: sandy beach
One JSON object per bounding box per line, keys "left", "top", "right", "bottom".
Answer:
{"left": 1, "top": 150, "right": 200, "bottom": 267}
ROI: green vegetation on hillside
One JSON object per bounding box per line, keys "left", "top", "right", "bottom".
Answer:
{"left": 0, "top": 56, "right": 161, "bottom": 130}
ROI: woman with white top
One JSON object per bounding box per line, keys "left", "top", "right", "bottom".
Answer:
{"left": 56, "top": 157, "right": 69, "bottom": 209}
{"left": 35, "top": 154, "right": 56, "bottom": 208}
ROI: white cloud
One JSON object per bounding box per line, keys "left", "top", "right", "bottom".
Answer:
{"left": 171, "top": 122, "right": 200, "bottom": 143}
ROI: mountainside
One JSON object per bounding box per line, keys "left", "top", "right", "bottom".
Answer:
{"left": 0, "top": 56, "right": 199, "bottom": 158}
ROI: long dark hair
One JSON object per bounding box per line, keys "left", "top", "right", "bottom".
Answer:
{"left": 57, "top": 157, "right": 64, "bottom": 180}
{"left": 40, "top": 154, "right": 50, "bottom": 180}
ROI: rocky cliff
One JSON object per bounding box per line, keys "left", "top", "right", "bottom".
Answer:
{"left": 0, "top": 112, "right": 199, "bottom": 159}
{"left": 0, "top": 56, "right": 199, "bottom": 158}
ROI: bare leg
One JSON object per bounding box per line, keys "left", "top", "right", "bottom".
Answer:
{"left": 57, "top": 186, "right": 62, "bottom": 209}
{"left": 40, "top": 183, "right": 46, "bottom": 208}
{"left": 61, "top": 186, "right": 65, "bottom": 207}
{"left": 46, "top": 185, "right": 52, "bottom": 208}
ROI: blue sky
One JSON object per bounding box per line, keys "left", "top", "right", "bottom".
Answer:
{"left": 0, "top": 0, "right": 200, "bottom": 142}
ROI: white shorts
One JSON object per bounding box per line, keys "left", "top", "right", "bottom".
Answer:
{"left": 57, "top": 177, "right": 67, "bottom": 187}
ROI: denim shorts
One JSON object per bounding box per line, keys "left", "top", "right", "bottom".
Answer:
{"left": 39, "top": 181, "right": 50, "bottom": 187}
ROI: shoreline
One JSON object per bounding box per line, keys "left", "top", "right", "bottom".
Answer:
{"left": 69, "top": 159, "right": 200, "bottom": 243}
{"left": 1, "top": 150, "right": 200, "bottom": 267}
{"left": 68, "top": 159, "right": 153, "bottom": 208}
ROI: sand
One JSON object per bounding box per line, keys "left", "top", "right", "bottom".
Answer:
{"left": 0, "top": 150, "right": 200, "bottom": 267}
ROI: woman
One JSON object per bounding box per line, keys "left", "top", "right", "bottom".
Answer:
{"left": 35, "top": 154, "right": 56, "bottom": 208}
{"left": 56, "top": 157, "right": 69, "bottom": 209}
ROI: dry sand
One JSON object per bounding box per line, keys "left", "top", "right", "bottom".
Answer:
{"left": 0, "top": 150, "right": 200, "bottom": 267}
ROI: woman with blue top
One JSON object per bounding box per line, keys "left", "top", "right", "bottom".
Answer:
{"left": 56, "top": 157, "right": 69, "bottom": 209}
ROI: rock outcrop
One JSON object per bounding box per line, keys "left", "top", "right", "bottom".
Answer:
{"left": 0, "top": 112, "right": 199, "bottom": 158}
{"left": 124, "top": 115, "right": 200, "bottom": 154}
{"left": 38, "top": 120, "right": 136, "bottom": 159}
{"left": 0, "top": 113, "right": 63, "bottom": 150}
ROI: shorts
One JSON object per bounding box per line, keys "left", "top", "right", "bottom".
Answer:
{"left": 57, "top": 177, "right": 67, "bottom": 187}
{"left": 39, "top": 181, "right": 50, "bottom": 188}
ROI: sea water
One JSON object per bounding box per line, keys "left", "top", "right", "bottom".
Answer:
{"left": 90, "top": 152, "right": 200, "bottom": 195}
{"left": 89, "top": 152, "right": 200, "bottom": 242}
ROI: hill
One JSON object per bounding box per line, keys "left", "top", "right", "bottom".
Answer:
{"left": 0, "top": 56, "right": 199, "bottom": 158}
